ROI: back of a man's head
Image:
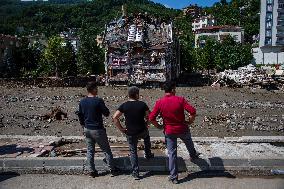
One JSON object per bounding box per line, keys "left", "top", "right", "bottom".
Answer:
{"left": 128, "top": 86, "right": 139, "bottom": 99}
{"left": 86, "top": 81, "right": 98, "bottom": 93}
{"left": 163, "top": 81, "right": 176, "bottom": 93}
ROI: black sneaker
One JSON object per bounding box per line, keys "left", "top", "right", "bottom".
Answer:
{"left": 88, "top": 170, "right": 99, "bottom": 178}
{"left": 132, "top": 172, "right": 141, "bottom": 180}
{"left": 171, "top": 179, "right": 179, "bottom": 184}
{"left": 190, "top": 152, "right": 201, "bottom": 161}
{"left": 144, "top": 152, "right": 154, "bottom": 160}
{"left": 110, "top": 167, "right": 121, "bottom": 177}
{"left": 168, "top": 177, "right": 179, "bottom": 184}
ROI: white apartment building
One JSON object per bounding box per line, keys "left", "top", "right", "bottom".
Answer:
{"left": 194, "top": 26, "right": 244, "bottom": 48}
{"left": 253, "top": 0, "right": 284, "bottom": 65}
{"left": 192, "top": 15, "right": 216, "bottom": 32}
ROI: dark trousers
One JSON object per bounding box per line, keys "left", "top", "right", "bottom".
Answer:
{"left": 126, "top": 129, "right": 152, "bottom": 174}
{"left": 84, "top": 128, "right": 115, "bottom": 172}
{"left": 165, "top": 131, "right": 197, "bottom": 180}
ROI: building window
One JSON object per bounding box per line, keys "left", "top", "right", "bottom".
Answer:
{"left": 265, "top": 37, "right": 272, "bottom": 45}
{"left": 279, "top": 3, "right": 284, "bottom": 8}
{"left": 267, "top": 0, "right": 273, "bottom": 5}
{"left": 266, "top": 21, "right": 272, "bottom": 29}
{"left": 266, "top": 13, "right": 273, "bottom": 21}
{"left": 266, "top": 30, "right": 272, "bottom": 37}
{"left": 267, "top": 4, "right": 273, "bottom": 12}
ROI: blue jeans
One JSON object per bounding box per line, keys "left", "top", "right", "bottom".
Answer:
{"left": 165, "top": 132, "right": 197, "bottom": 180}
{"left": 84, "top": 128, "right": 115, "bottom": 172}
{"left": 126, "top": 129, "right": 152, "bottom": 174}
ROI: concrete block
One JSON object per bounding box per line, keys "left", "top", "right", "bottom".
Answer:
{"left": 43, "top": 158, "right": 85, "bottom": 167}
{"left": 4, "top": 158, "right": 44, "bottom": 168}
{"left": 209, "top": 158, "right": 250, "bottom": 171}
{"left": 138, "top": 157, "right": 167, "bottom": 171}
{"left": 250, "top": 159, "right": 284, "bottom": 167}
{"left": 239, "top": 136, "right": 284, "bottom": 143}
{"left": 184, "top": 158, "right": 211, "bottom": 172}
{"left": 0, "top": 159, "right": 4, "bottom": 172}
{"left": 123, "top": 157, "right": 167, "bottom": 172}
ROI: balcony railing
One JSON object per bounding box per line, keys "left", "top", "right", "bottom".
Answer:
{"left": 276, "top": 40, "right": 284, "bottom": 45}
{"left": 276, "top": 33, "right": 284, "bottom": 37}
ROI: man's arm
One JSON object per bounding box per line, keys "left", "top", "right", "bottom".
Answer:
{"left": 149, "top": 101, "right": 163, "bottom": 129}
{"left": 112, "top": 110, "right": 127, "bottom": 134}
{"left": 99, "top": 99, "right": 110, "bottom": 117}
{"left": 183, "top": 98, "right": 196, "bottom": 125}
{"left": 145, "top": 110, "right": 150, "bottom": 128}
{"left": 78, "top": 103, "right": 85, "bottom": 128}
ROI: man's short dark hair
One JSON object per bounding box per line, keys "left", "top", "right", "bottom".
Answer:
{"left": 128, "top": 86, "right": 139, "bottom": 99}
{"left": 163, "top": 81, "right": 176, "bottom": 93}
{"left": 86, "top": 81, "right": 98, "bottom": 93}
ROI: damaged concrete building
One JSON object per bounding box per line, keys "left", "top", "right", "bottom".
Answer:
{"left": 102, "top": 8, "right": 180, "bottom": 85}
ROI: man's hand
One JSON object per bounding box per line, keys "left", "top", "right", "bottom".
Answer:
{"left": 156, "top": 124, "right": 163, "bottom": 130}
{"left": 120, "top": 127, "right": 127, "bottom": 134}
{"left": 113, "top": 110, "right": 127, "bottom": 135}
{"left": 81, "top": 126, "right": 85, "bottom": 136}
{"left": 186, "top": 115, "right": 196, "bottom": 126}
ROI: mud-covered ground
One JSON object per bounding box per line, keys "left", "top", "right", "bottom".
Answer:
{"left": 0, "top": 86, "right": 283, "bottom": 137}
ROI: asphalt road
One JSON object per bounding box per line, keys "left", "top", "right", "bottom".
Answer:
{"left": 0, "top": 173, "right": 283, "bottom": 189}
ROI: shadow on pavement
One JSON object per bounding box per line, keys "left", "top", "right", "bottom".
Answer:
{"left": 179, "top": 157, "right": 236, "bottom": 184}
{"left": 0, "top": 144, "right": 34, "bottom": 156}
{"left": 0, "top": 172, "right": 20, "bottom": 183}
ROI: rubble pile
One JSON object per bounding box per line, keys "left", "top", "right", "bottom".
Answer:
{"left": 0, "top": 138, "right": 59, "bottom": 158}
{"left": 43, "top": 107, "right": 67, "bottom": 122}
{"left": 103, "top": 12, "right": 180, "bottom": 85}
{"left": 0, "top": 115, "right": 4, "bottom": 128}
{"left": 212, "top": 64, "right": 284, "bottom": 90}
{"left": 202, "top": 100, "right": 284, "bottom": 133}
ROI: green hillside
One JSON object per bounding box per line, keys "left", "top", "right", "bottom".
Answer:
{"left": 0, "top": 0, "right": 179, "bottom": 36}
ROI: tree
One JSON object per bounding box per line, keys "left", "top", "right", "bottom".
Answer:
{"left": 174, "top": 13, "right": 196, "bottom": 72}
{"left": 77, "top": 26, "right": 105, "bottom": 75}
{"left": 40, "top": 36, "right": 75, "bottom": 77}
{"left": 194, "top": 35, "right": 253, "bottom": 72}
{"left": 195, "top": 36, "right": 218, "bottom": 74}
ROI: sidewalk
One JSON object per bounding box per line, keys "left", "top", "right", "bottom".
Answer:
{"left": 1, "top": 174, "right": 284, "bottom": 189}
{"left": 0, "top": 135, "right": 283, "bottom": 176}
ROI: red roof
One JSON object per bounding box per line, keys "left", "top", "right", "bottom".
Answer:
{"left": 196, "top": 25, "right": 241, "bottom": 31}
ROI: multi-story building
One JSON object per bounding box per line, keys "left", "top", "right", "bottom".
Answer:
{"left": 192, "top": 15, "right": 216, "bottom": 32}
{"left": 253, "top": 0, "right": 284, "bottom": 64}
{"left": 194, "top": 26, "right": 244, "bottom": 48}
{"left": 0, "top": 34, "right": 21, "bottom": 74}
{"left": 182, "top": 4, "right": 202, "bottom": 18}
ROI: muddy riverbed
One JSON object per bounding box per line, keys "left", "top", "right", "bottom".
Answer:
{"left": 0, "top": 86, "right": 283, "bottom": 137}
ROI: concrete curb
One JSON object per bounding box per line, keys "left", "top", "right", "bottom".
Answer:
{"left": 1, "top": 135, "right": 284, "bottom": 143}
{"left": 1, "top": 157, "right": 283, "bottom": 176}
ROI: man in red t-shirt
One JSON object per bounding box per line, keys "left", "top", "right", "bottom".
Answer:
{"left": 149, "top": 82, "right": 199, "bottom": 184}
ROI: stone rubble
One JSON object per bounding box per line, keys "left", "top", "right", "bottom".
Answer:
{"left": 103, "top": 12, "right": 179, "bottom": 85}
{"left": 212, "top": 64, "right": 284, "bottom": 90}
{"left": 0, "top": 138, "right": 59, "bottom": 158}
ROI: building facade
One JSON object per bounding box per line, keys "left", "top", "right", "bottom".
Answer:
{"left": 194, "top": 26, "right": 244, "bottom": 48}
{"left": 192, "top": 15, "right": 216, "bottom": 32}
{"left": 254, "top": 0, "right": 284, "bottom": 65}
{"left": 182, "top": 4, "right": 202, "bottom": 18}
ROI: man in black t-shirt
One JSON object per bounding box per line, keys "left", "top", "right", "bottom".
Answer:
{"left": 113, "top": 86, "right": 154, "bottom": 180}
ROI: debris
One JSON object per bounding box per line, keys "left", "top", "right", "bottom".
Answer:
{"left": 43, "top": 107, "right": 67, "bottom": 121}
{"left": 271, "top": 169, "right": 284, "bottom": 175}
{"left": 213, "top": 64, "right": 284, "bottom": 90}
{"left": 0, "top": 115, "right": 4, "bottom": 127}
{"left": 103, "top": 12, "right": 180, "bottom": 85}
